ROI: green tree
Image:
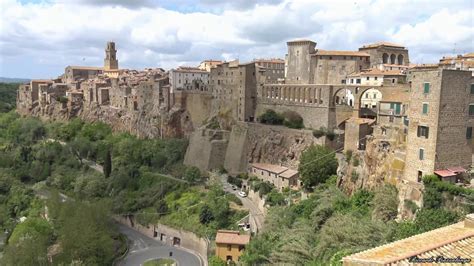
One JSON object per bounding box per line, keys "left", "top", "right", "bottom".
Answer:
{"left": 184, "top": 166, "right": 201, "bottom": 183}
{"left": 199, "top": 204, "right": 214, "bottom": 224}
{"left": 258, "top": 109, "right": 284, "bottom": 125}
{"left": 372, "top": 184, "right": 398, "bottom": 222}
{"left": 209, "top": 255, "right": 227, "bottom": 266}
{"left": 298, "top": 145, "right": 338, "bottom": 189}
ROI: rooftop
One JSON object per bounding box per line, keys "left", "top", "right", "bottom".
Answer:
{"left": 347, "top": 68, "right": 404, "bottom": 77}
{"left": 314, "top": 50, "right": 370, "bottom": 57}
{"left": 66, "top": 65, "right": 104, "bottom": 71}
{"left": 215, "top": 230, "right": 250, "bottom": 245}
{"left": 279, "top": 169, "right": 299, "bottom": 178}
{"left": 251, "top": 163, "right": 288, "bottom": 174}
{"left": 360, "top": 41, "right": 405, "bottom": 49}
{"left": 342, "top": 214, "right": 474, "bottom": 265}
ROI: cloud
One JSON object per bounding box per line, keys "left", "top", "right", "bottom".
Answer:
{"left": 0, "top": 0, "right": 473, "bottom": 78}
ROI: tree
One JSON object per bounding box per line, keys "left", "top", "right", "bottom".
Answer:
{"left": 103, "top": 148, "right": 112, "bottom": 178}
{"left": 184, "top": 166, "right": 201, "bottom": 183}
{"left": 298, "top": 145, "right": 338, "bottom": 189}
{"left": 258, "top": 109, "right": 284, "bottom": 125}
{"left": 199, "top": 204, "right": 214, "bottom": 224}
{"left": 372, "top": 184, "right": 399, "bottom": 222}
{"left": 266, "top": 190, "right": 286, "bottom": 206}
{"left": 209, "top": 255, "right": 226, "bottom": 266}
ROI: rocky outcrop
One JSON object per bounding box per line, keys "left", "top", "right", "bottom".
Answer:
{"left": 224, "top": 122, "right": 328, "bottom": 174}
{"left": 18, "top": 100, "right": 194, "bottom": 139}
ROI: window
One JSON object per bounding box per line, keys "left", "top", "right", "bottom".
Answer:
{"left": 470, "top": 84, "right": 474, "bottom": 94}
{"left": 374, "top": 77, "right": 378, "bottom": 80}
{"left": 417, "top": 171, "right": 423, "bottom": 182}
{"left": 423, "top": 82, "right": 430, "bottom": 93}
{"left": 366, "top": 77, "right": 370, "bottom": 81}
{"left": 469, "top": 104, "right": 474, "bottom": 116}
{"left": 417, "top": 126, "right": 429, "bottom": 138}
{"left": 419, "top": 148, "right": 424, "bottom": 160}
{"left": 356, "top": 79, "right": 361, "bottom": 84}
{"left": 467, "top": 127, "right": 472, "bottom": 139}
{"left": 227, "top": 244, "right": 232, "bottom": 251}
{"left": 422, "top": 103, "right": 428, "bottom": 114}
{"left": 239, "top": 245, "right": 245, "bottom": 252}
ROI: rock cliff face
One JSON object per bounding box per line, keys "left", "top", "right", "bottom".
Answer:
{"left": 17, "top": 100, "right": 193, "bottom": 139}
{"left": 337, "top": 126, "right": 425, "bottom": 220}
{"left": 223, "top": 123, "right": 328, "bottom": 174}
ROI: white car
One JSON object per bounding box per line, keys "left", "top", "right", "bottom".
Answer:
{"left": 238, "top": 191, "right": 247, "bottom": 197}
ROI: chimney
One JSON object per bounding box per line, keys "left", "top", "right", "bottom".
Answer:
{"left": 464, "top": 213, "right": 474, "bottom": 228}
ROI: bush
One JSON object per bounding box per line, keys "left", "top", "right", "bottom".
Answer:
{"left": 227, "top": 176, "right": 243, "bottom": 188}
{"left": 352, "top": 156, "right": 360, "bottom": 167}
{"left": 345, "top": 150, "right": 353, "bottom": 163}
{"left": 259, "top": 109, "right": 284, "bottom": 125}
{"left": 312, "top": 127, "right": 335, "bottom": 140}
{"left": 351, "top": 171, "right": 359, "bottom": 182}
{"left": 282, "top": 111, "right": 304, "bottom": 129}
{"left": 266, "top": 189, "right": 286, "bottom": 206}
{"left": 404, "top": 199, "right": 419, "bottom": 213}
{"left": 184, "top": 166, "right": 202, "bottom": 183}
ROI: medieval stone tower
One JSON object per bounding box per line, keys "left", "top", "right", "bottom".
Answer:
{"left": 104, "top": 42, "right": 118, "bottom": 70}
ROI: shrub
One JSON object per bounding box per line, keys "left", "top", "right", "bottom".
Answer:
{"left": 351, "top": 170, "right": 359, "bottom": 182}
{"left": 312, "top": 128, "right": 326, "bottom": 138}
{"left": 345, "top": 150, "right": 353, "bottom": 163}
{"left": 352, "top": 156, "right": 360, "bottom": 167}
{"left": 227, "top": 176, "right": 243, "bottom": 188}
{"left": 282, "top": 111, "right": 304, "bottom": 129}
{"left": 404, "top": 199, "right": 419, "bottom": 213}
{"left": 266, "top": 189, "right": 286, "bottom": 206}
{"left": 259, "top": 109, "right": 284, "bottom": 125}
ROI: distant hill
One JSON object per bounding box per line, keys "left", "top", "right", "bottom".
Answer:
{"left": 0, "top": 77, "right": 30, "bottom": 83}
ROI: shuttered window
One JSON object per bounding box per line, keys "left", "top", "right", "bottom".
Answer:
{"left": 422, "top": 103, "right": 428, "bottom": 114}
{"left": 419, "top": 149, "right": 424, "bottom": 160}
{"left": 423, "top": 82, "right": 430, "bottom": 93}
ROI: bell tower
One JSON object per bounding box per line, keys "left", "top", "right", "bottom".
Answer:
{"left": 104, "top": 41, "right": 118, "bottom": 70}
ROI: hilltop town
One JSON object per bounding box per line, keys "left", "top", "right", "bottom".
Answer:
{"left": 14, "top": 39, "right": 474, "bottom": 264}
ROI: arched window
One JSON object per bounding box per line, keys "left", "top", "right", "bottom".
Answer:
{"left": 390, "top": 54, "right": 396, "bottom": 64}
{"left": 397, "top": 54, "right": 404, "bottom": 65}
{"left": 382, "top": 53, "right": 389, "bottom": 64}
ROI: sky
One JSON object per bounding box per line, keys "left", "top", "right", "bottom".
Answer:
{"left": 0, "top": 0, "right": 473, "bottom": 79}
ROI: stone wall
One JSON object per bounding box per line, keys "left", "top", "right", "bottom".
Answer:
{"left": 184, "top": 129, "right": 230, "bottom": 171}
{"left": 224, "top": 122, "right": 325, "bottom": 175}
{"left": 181, "top": 91, "right": 213, "bottom": 128}
{"left": 115, "top": 216, "right": 209, "bottom": 265}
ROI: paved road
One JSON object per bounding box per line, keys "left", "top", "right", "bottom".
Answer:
{"left": 218, "top": 174, "right": 265, "bottom": 233}
{"left": 117, "top": 224, "right": 201, "bottom": 266}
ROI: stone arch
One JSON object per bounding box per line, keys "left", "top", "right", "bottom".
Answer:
{"left": 359, "top": 87, "right": 383, "bottom": 119}
{"left": 333, "top": 88, "right": 354, "bottom": 107}
{"left": 390, "top": 54, "right": 396, "bottom": 64}
{"left": 382, "top": 53, "right": 389, "bottom": 64}
{"left": 397, "top": 54, "right": 404, "bottom": 65}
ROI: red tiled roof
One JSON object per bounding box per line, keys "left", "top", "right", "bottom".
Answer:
{"left": 434, "top": 170, "right": 456, "bottom": 177}
{"left": 447, "top": 166, "right": 467, "bottom": 174}
{"left": 216, "top": 230, "right": 250, "bottom": 245}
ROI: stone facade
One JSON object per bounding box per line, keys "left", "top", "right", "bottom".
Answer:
{"left": 404, "top": 68, "right": 473, "bottom": 182}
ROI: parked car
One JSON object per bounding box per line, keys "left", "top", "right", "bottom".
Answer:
{"left": 238, "top": 191, "right": 247, "bottom": 197}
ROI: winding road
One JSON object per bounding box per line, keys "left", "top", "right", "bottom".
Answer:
{"left": 116, "top": 223, "right": 201, "bottom": 266}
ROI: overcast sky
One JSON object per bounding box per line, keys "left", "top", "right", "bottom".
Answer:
{"left": 0, "top": 0, "right": 473, "bottom": 79}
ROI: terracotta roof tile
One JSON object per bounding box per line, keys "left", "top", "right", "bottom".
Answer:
{"left": 342, "top": 214, "right": 474, "bottom": 265}
{"left": 215, "top": 230, "right": 250, "bottom": 245}
{"left": 279, "top": 169, "right": 298, "bottom": 178}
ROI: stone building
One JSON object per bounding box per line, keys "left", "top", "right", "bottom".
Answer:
{"left": 198, "top": 60, "right": 223, "bottom": 72}
{"left": 169, "top": 67, "right": 209, "bottom": 93}
{"left": 358, "top": 41, "right": 410, "bottom": 68}
{"left": 439, "top": 52, "right": 474, "bottom": 74}
{"left": 404, "top": 67, "right": 473, "bottom": 183}
{"left": 248, "top": 163, "right": 300, "bottom": 191}
{"left": 215, "top": 230, "right": 250, "bottom": 263}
